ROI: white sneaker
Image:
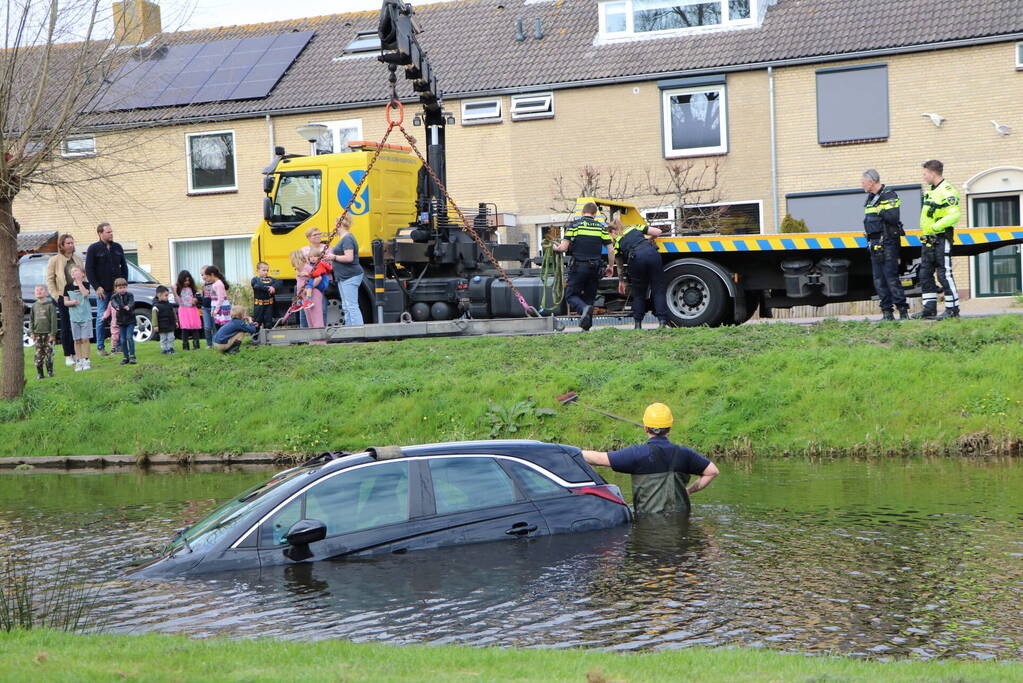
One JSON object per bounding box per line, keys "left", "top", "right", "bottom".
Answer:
{"left": 83, "top": 359, "right": 91, "bottom": 370}
{"left": 74, "top": 359, "right": 84, "bottom": 372}
{"left": 65, "top": 357, "right": 76, "bottom": 367}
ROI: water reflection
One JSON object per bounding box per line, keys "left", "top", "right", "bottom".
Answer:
{"left": 1, "top": 459, "right": 1022, "bottom": 658}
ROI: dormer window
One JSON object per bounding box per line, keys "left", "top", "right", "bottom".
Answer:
{"left": 600, "top": 0, "right": 754, "bottom": 39}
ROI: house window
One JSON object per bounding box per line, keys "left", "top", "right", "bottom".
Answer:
{"left": 186, "top": 131, "right": 236, "bottom": 193}
{"left": 786, "top": 184, "right": 922, "bottom": 233}
{"left": 599, "top": 0, "right": 753, "bottom": 38}
{"left": 511, "top": 92, "right": 554, "bottom": 120}
{"left": 310, "top": 119, "right": 363, "bottom": 155}
{"left": 1016, "top": 42, "right": 1023, "bottom": 69}
{"left": 816, "top": 64, "right": 889, "bottom": 145}
{"left": 661, "top": 85, "right": 727, "bottom": 157}
{"left": 649, "top": 202, "right": 761, "bottom": 236}
{"left": 461, "top": 98, "right": 502, "bottom": 123}
{"left": 172, "top": 236, "right": 252, "bottom": 287}
{"left": 345, "top": 31, "right": 381, "bottom": 54}
{"left": 60, "top": 135, "right": 96, "bottom": 157}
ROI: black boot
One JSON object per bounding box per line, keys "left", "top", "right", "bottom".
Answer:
{"left": 46, "top": 361, "right": 54, "bottom": 378}
{"left": 911, "top": 304, "right": 937, "bottom": 320}
{"left": 579, "top": 305, "right": 594, "bottom": 331}
{"left": 897, "top": 307, "right": 909, "bottom": 321}
{"left": 882, "top": 310, "right": 895, "bottom": 321}
{"left": 36, "top": 364, "right": 44, "bottom": 380}
{"left": 936, "top": 306, "right": 960, "bottom": 320}
{"left": 633, "top": 320, "right": 643, "bottom": 330}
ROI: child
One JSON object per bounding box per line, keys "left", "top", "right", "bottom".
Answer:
{"left": 205, "top": 265, "right": 231, "bottom": 328}
{"left": 152, "top": 285, "right": 177, "bottom": 355}
{"left": 62, "top": 266, "right": 93, "bottom": 371}
{"left": 199, "top": 266, "right": 215, "bottom": 349}
{"left": 103, "top": 300, "right": 120, "bottom": 353}
{"left": 109, "top": 277, "right": 136, "bottom": 365}
{"left": 29, "top": 285, "right": 57, "bottom": 379}
{"left": 290, "top": 250, "right": 326, "bottom": 329}
{"left": 213, "top": 306, "right": 259, "bottom": 353}
{"left": 175, "top": 270, "right": 203, "bottom": 350}
{"left": 251, "top": 261, "right": 281, "bottom": 330}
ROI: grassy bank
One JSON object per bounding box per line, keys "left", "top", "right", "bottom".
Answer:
{"left": 3, "top": 630, "right": 1022, "bottom": 682}
{"left": 3, "top": 317, "right": 1022, "bottom": 459}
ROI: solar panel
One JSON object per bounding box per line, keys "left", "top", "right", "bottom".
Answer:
{"left": 90, "top": 30, "right": 314, "bottom": 111}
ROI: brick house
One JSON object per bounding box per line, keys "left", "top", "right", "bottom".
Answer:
{"left": 14, "top": 0, "right": 1023, "bottom": 303}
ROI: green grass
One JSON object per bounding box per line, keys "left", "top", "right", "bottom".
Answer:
{"left": 3, "top": 630, "right": 1022, "bottom": 682}
{"left": 3, "top": 317, "right": 1023, "bottom": 458}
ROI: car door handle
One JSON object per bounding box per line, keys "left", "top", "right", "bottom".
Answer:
{"left": 505, "top": 522, "right": 538, "bottom": 536}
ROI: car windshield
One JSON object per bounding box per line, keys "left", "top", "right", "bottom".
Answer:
{"left": 127, "top": 262, "right": 157, "bottom": 284}
{"left": 19, "top": 259, "right": 48, "bottom": 289}
{"left": 166, "top": 467, "right": 311, "bottom": 554}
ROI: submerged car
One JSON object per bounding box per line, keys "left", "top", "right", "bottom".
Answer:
{"left": 129, "top": 440, "right": 632, "bottom": 577}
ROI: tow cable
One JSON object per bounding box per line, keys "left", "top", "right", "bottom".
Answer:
{"left": 539, "top": 239, "right": 565, "bottom": 313}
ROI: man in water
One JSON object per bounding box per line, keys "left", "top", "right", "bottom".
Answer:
{"left": 580, "top": 403, "right": 718, "bottom": 514}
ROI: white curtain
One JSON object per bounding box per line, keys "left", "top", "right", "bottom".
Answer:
{"left": 174, "top": 240, "right": 212, "bottom": 282}
{"left": 223, "top": 238, "right": 252, "bottom": 287}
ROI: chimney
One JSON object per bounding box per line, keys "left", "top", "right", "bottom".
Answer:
{"left": 112, "top": 0, "right": 162, "bottom": 45}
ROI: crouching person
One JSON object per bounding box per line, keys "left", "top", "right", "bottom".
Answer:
{"left": 213, "top": 306, "right": 259, "bottom": 354}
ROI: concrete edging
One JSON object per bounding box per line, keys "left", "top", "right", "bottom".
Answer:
{"left": 0, "top": 452, "right": 294, "bottom": 470}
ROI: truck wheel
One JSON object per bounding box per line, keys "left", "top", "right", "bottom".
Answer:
{"left": 664, "top": 263, "right": 729, "bottom": 327}
{"left": 134, "top": 308, "right": 154, "bottom": 343}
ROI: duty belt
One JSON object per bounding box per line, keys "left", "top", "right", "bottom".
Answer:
{"left": 254, "top": 298, "right": 273, "bottom": 305}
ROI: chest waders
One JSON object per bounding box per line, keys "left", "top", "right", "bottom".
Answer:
{"left": 630, "top": 445, "right": 692, "bottom": 514}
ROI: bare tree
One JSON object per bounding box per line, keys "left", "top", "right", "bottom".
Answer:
{"left": 1, "top": 0, "right": 190, "bottom": 399}
{"left": 644, "top": 158, "right": 731, "bottom": 235}
{"left": 549, "top": 165, "right": 642, "bottom": 215}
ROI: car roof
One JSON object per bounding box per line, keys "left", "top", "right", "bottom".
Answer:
{"left": 312, "top": 440, "right": 595, "bottom": 485}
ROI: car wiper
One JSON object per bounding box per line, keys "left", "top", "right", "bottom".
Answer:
{"left": 173, "top": 526, "right": 194, "bottom": 554}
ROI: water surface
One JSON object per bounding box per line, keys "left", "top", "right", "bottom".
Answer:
{"left": 2, "top": 458, "right": 1021, "bottom": 658}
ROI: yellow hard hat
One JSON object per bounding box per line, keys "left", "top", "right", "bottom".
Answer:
{"left": 643, "top": 403, "right": 673, "bottom": 429}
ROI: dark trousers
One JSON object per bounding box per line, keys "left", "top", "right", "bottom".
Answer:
{"left": 920, "top": 235, "right": 959, "bottom": 312}
{"left": 565, "top": 260, "right": 602, "bottom": 314}
{"left": 627, "top": 247, "right": 668, "bottom": 322}
{"left": 120, "top": 323, "right": 136, "bottom": 359}
{"left": 253, "top": 304, "right": 275, "bottom": 330}
{"left": 201, "top": 306, "right": 215, "bottom": 348}
{"left": 55, "top": 297, "right": 75, "bottom": 358}
{"left": 181, "top": 329, "right": 202, "bottom": 349}
{"left": 868, "top": 239, "right": 907, "bottom": 312}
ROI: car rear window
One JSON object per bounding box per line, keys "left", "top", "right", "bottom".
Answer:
{"left": 429, "top": 457, "right": 517, "bottom": 515}
{"left": 19, "top": 259, "right": 48, "bottom": 288}
{"left": 501, "top": 461, "right": 567, "bottom": 500}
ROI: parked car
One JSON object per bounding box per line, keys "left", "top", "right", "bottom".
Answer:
{"left": 17, "top": 253, "right": 167, "bottom": 347}
{"left": 128, "top": 440, "right": 632, "bottom": 577}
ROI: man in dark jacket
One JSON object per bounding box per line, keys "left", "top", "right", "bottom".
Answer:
{"left": 861, "top": 170, "right": 907, "bottom": 320}
{"left": 85, "top": 222, "right": 128, "bottom": 355}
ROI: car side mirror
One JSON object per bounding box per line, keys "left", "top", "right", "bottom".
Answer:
{"left": 262, "top": 174, "right": 275, "bottom": 194}
{"left": 284, "top": 519, "right": 326, "bottom": 546}
{"left": 263, "top": 196, "right": 273, "bottom": 222}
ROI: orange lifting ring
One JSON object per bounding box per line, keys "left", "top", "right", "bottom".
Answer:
{"left": 385, "top": 99, "right": 405, "bottom": 126}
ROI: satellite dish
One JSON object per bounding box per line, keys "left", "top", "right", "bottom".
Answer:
{"left": 296, "top": 123, "right": 329, "bottom": 143}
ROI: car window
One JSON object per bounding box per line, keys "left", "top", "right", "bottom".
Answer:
{"left": 127, "top": 262, "right": 157, "bottom": 284}
{"left": 19, "top": 259, "right": 48, "bottom": 289}
{"left": 503, "top": 461, "right": 567, "bottom": 500}
{"left": 259, "top": 462, "right": 409, "bottom": 546}
{"left": 429, "top": 457, "right": 517, "bottom": 515}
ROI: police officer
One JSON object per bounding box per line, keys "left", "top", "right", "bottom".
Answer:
{"left": 553, "top": 202, "right": 615, "bottom": 331}
{"left": 580, "top": 403, "right": 719, "bottom": 515}
{"left": 915, "top": 159, "right": 962, "bottom": 320}
{"left": 610, "top": 220, "right": 669, "bottom": 329}
{"left": 861, "top": 169, "right": 908, "bottom": 321}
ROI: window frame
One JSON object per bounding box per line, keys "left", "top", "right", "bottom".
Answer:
{"left": 510, "top": 92, "right": 554, "bottom": 121}
{"left": 308, "top": 118, "right": 363, "bottom": 156}
{"left": 1016, "top": 42, "right": 1023, "bottom": 69}
{"left": 661, "top": 84, "right": 729, "bottom": 158}
{"left": 599, "top": 0, "right": 756, "bottom": 40}
{"left": 345, "top": 30, "right": 381, "bottom": 54}
{"left": 60, "top": 134, "right": 96, "bottom": 158}
{"left": 461, "top": 98, "right": 503, "bottom": 124}
{"left": 185, "top": 129, "right": 238, "bottom": 195}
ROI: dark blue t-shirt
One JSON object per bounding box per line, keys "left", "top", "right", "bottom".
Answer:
{"left": 607, "top": 436, "right": 711, "bottom": 475}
